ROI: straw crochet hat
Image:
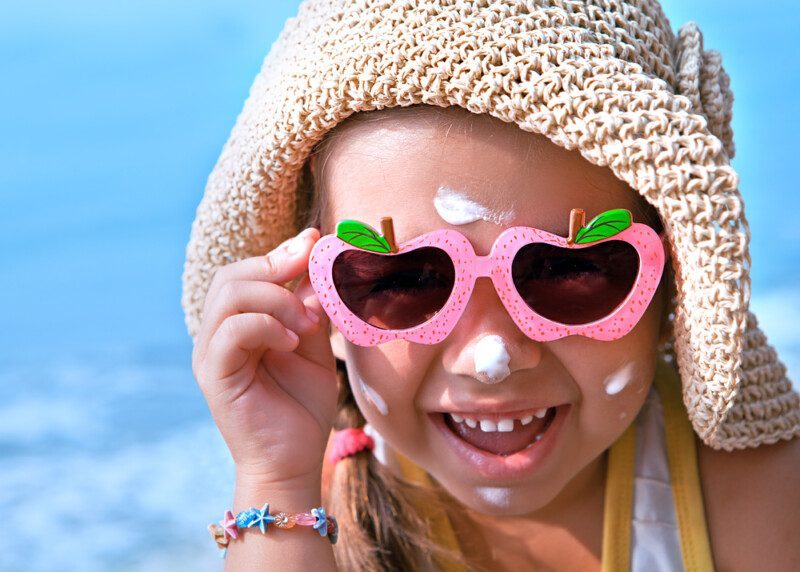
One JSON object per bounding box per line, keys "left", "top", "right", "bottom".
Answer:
{"left": 181, "top": 0, "right": 800, "bottom": 451}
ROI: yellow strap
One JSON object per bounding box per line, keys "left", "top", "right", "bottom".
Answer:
{"left": 601, "top": 358, "right": 715, "bottom": 572}
{"left": 654, "top": 360, "right": 716, "bottom": 572}
{"left": 601, "top": 422, "right": 636, "bottom": 572}
{"left": 394, "top": 451, "right": 467, "bottom": 572}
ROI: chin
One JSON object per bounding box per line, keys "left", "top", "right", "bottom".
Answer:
{"left": 438, "top": 475, "right": 566, "bottom": 517}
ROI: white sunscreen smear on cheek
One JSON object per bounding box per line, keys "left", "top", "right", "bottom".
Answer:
{"left": 604, "top": 362, "right": 637, "bottom": 396}
{"left": 473, "top": 335, "right": 511, "bottom": 384}
{"left": 357, "top": 374, "right": 389, "bottom": 416}
{"left": 433, "top": 186, "right": 514, "bottom": 226}
{"left": 475, "top": 486, "right": 514, "bottom": 508}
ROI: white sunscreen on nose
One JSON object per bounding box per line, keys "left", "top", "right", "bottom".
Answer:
{"left": 433, "top": 186, "right": 514, "bottom": 226}
{"left": 357, "top": 374, "right": 389, "bottom": 416}
{"left": 604, "top": 362, "right": 637, "bottom": 396}
{"left": 473, "top": 335, "right": 511, "bottom": 384}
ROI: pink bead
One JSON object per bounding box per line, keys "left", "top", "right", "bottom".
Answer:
{"left": 295, "top": 513, "right": 317, "bottom": 526}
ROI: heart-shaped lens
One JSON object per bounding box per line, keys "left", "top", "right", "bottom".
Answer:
{"left": 331, "top": 247, "right": 456, "bottom": 330}
{"left": 511, "top": 241, "right": 639, "bottom": 325}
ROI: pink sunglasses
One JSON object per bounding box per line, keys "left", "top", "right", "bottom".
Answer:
{"left": 308, "top": 209, "right": 666, "bottom": 347}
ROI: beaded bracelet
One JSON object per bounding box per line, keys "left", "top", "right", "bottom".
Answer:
{"left": 208, "top": 504, "right": 338, "bottom": 558}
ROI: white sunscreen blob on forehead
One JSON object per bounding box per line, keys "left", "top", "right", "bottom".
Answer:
{"left": 356, "top": 374, "right": 389, "bottom": 416}
{"left": 473, "top": 335, "right": 511, "bottom": 384}
{"left": 433, "top": 186, "right": 514, "bottom": 226}
{"left": 604, "top": 362, "right": 637, "bottom": 396}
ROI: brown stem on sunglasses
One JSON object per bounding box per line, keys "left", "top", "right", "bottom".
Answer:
{"left": 567, "top": 208, "right": 586, "bottom": 246}
{"left": 381, "top": 217, "right": 398, "bottom": 253}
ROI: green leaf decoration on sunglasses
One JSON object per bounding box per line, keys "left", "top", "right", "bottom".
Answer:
{"left": 336, "top": 220, "right": 393, "bottom": 253}
{"left": 574, "top": 209, "right": 632, "bottom": 244}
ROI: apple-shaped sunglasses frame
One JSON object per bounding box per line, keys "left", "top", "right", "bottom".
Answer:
{"left": 307, "top": 209, "right": 666, "bottom": 347}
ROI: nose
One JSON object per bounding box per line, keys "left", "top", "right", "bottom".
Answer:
{"left": 442, "top": 277, "right": 544, "bottom": 384}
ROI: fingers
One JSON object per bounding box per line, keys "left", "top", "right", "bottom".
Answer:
{"left": 188, "top": 225, "right": 339, "bottom": 486}
{"left": 196, "top": 279, "right": 320, "bottom": 361}
{"left": 196, "top": 226, "right": 323, "bottom": 363}
{"left": 294, "top": 274, "right": 327, "bottom": 327}
{"left": 292, "top": 274, "right": 336, "bottom": 369}
{"left": 192, "top": 222, "right": 337, "bottom": 388}
{"left": 203, "top": 227, "right": 320, "bottom": 317}
{"left": 199, "top": 312, "right": 299, "bottom": 389}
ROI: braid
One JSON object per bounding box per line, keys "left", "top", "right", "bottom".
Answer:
{"left": 326, "top": 359, "right": 467, "bottom": 571}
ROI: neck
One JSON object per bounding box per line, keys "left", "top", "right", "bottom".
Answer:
{"left": 536, "top": 450, "right": 608, "bottom": 521}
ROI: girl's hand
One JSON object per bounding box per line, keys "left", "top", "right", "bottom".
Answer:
{"left": 191, "top": 227, "right": 337, "bottom": 490}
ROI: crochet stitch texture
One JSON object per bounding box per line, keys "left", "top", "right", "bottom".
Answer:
{"left": 181, "top": 0, "right": 800, "bottom": 450}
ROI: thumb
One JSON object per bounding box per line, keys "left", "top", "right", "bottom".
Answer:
{"left": 293, "top": 273, "right": 337, "bottom": 370}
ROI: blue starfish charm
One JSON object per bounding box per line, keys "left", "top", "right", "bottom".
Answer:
{"left": 252, "top": 503, "right": 275, "bottom": 534}
{"left": 311, "top": 507, "right": 328, "bottom": 538}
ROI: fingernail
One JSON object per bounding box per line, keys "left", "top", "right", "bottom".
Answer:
{"left": 285, "top": 328, "right": 299, "bottom": 343}
{"left": 305, "top": 307, "right": 320, "bottom": 324}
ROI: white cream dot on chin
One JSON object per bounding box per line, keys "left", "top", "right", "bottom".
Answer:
{"left": 475, "top": 486, "right": 514, "bottom": 509}
{"left": 604, "top": 362, "right": 637, "bottom": 396}
{"left": 356, "top": 374, "right": 389, "bottom": 416}
{"left": 433, "top": 186, "right": 514, "bottom": 226}
{"left": 473, "top": 335, "right": 511, "bottom": 384}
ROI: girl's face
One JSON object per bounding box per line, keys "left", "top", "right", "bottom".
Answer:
{"left": 312, "top": 107, "right": 667, "bottom": 516}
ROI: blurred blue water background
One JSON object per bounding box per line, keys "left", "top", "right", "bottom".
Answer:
{"left": 1, "top": 1, "right": 798, "bottom": 570}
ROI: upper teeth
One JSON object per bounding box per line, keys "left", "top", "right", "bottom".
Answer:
{"left": 448, "top": 408, "right": 552, "bottom": 433}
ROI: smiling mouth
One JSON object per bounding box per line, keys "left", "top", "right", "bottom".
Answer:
{"left": 440, "top": 407, "right": 558, "bottom": 456}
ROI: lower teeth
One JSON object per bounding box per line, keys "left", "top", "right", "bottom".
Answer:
{"left": 498, "top": 431, "right": 545, "bottom": 456}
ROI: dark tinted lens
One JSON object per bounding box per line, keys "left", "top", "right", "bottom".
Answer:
{"left": 332, "top": 247, "right": 456, "bottom": 330}
{"left": 511, "top": 241, "right": 639, "bottom": 325}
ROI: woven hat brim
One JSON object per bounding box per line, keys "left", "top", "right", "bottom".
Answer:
{"left": 181, "top": 0, "right": 800, "bottom": 450}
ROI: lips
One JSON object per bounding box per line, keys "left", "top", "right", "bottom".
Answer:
{"left": 429, "top": 404, "right": 570, "bottom": 480}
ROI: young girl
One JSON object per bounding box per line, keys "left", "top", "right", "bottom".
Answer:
{"left": 183, "top": 1, "right": 800, "bottom": 570}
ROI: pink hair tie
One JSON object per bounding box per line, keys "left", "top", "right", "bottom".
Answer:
{"left": 329, "top": 427, "right": 374, "bottom": 464}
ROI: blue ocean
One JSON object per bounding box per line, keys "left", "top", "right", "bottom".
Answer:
{"left": 1, "top": 1, "right": 797, "bottom": 570}
{"left": 0, "top": 345, "right": 232, "bottom": 571}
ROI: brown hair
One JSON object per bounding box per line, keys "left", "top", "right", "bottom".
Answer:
{"left": 294, "top": 105, "right": 672, "bottom": 570}
{"left": 325, "top": 360, "right": 468, "bottom": 571}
